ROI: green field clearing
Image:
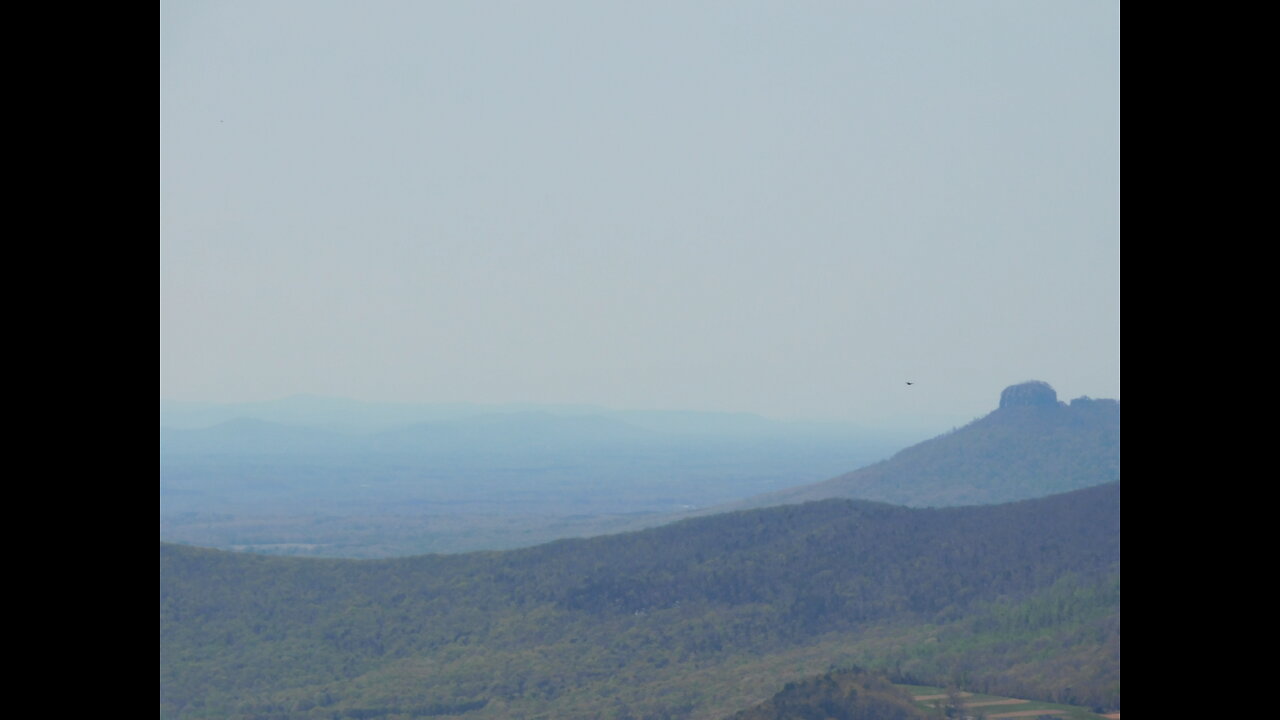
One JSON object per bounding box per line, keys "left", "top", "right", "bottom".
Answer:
{"left": 902, "top": 684, "right": 1115, "bottom": 720}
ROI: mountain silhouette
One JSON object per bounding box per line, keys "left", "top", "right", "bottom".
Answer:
{"left": 738, "top": 381, "right": 1119, "bottom": 508}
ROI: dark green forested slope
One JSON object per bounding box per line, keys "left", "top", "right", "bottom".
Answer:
{"left": 161, "top": 482, "right": 1119, "bottom": 720}
{"left": 740, "top": 382, "right": 1119, "bottom": 508}
{"left": 723, "top": 668, "right": 930, "bottom": 720}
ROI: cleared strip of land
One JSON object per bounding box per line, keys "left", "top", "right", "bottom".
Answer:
{"left": 914, "top": 692, "right": 973, "bottom": 700}
{"left": 909, "top": 687, "right": 1117, "bottom": 719}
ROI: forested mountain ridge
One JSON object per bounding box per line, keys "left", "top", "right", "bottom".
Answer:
{"left": 736, "top": 381, "right": 1119, "bottom": 508}
{"left": 160, "top": 482, "right": 1119, "bottom": 719}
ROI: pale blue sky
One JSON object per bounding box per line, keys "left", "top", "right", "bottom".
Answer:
{"left": 160, "top": 1, "right": 1119, "bottom": 427}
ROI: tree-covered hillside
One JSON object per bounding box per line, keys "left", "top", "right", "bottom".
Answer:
{"left": 723, "top": 668, "right": 930, "bottom": 720}
{"left": 160, "top": 482, "right": 1119, "bottom": 719}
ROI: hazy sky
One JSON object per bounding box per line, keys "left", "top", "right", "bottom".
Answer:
{"left": 160, "top": 1, "right": 1119, "bottom": 426}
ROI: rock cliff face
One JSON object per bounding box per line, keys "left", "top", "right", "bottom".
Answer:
{"left": 999, "top": 380, "right": 1059, "bottom": 409}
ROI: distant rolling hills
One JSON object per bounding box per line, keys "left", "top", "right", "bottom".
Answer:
{"left": 160, "top": 382, "right": 1120, "bottom": 718}
{"left": 160, "top": 401, "right": 915, "bottom": 517}
{"left": 160, "top": 401, "right": 917, "bottom": 555}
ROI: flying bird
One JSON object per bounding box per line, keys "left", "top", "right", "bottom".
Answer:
{"left": 905, "top": 381, "right": 914, "bottom": 386}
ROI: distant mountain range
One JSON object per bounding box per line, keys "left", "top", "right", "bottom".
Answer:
{"left": 736, "top": 381, "right": 1119, "bottom": 509}
{"left": 160, "top": 401, "right": 917, "bottom": 520}
{"left": 161, "top": 381, "right": 1120, "bottom": 718}
{"left": 161, "top": 395, "right": 905, "bottom": 438}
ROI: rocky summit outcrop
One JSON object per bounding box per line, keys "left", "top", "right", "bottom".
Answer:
{"left": 999, "top": 380, "right": 1060, "bottom": 409}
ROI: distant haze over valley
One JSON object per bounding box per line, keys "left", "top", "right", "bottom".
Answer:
{"left": 161, "top": 395, "right": 919, "bottom": 555}
{"left": 160, "top": 381, "right": 1117, "bottom": 557}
